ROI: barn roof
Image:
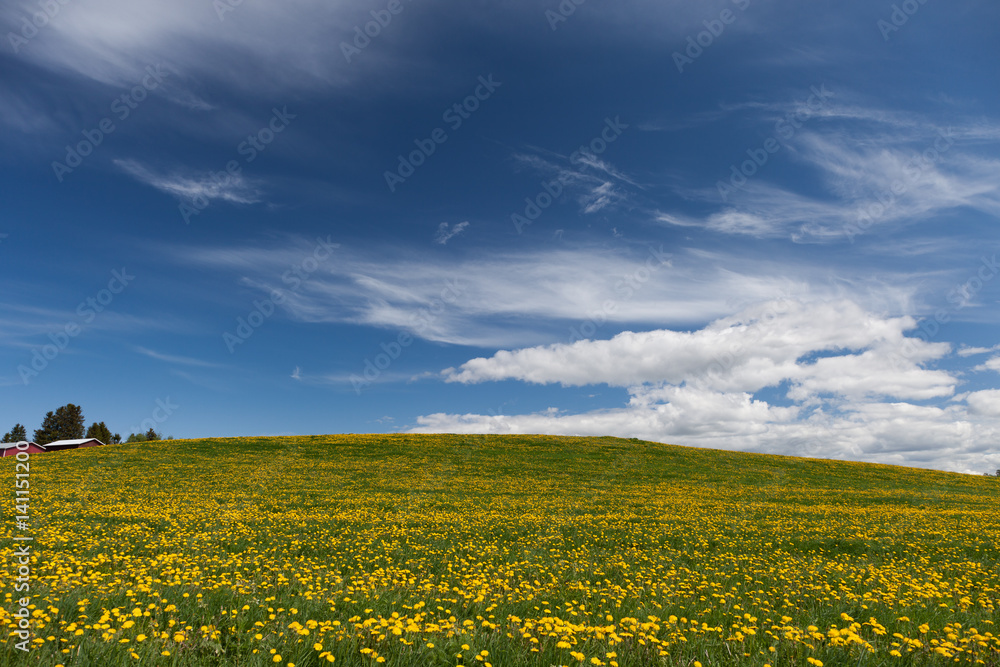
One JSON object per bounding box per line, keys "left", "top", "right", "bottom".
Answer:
{"left": 45, "top": 438, "right": 105, "bottom": 447}
{"left": 1, "top": 441, "right": 39, "bottom": 449}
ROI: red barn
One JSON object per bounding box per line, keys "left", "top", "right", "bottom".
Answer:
{"left": 42, "top": 438, "right": 106, "bottom": 452}
{"left": 1, "top": 442, "right": 46, "bottom": 457}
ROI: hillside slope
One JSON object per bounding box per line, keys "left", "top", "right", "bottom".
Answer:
{"left": 2, "top": 434, "right": 999, "bottom": 666}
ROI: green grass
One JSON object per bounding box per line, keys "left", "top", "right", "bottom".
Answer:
{"left": 2, "top": 433, "right": 999, "bottom": 666}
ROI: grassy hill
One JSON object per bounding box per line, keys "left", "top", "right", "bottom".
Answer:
{"left": 2, "top": 434, "right": 999, "bottom": 666}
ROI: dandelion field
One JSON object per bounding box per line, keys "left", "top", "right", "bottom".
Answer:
{"left": 2, "top": 434, "right": 1000, "bottom": 666}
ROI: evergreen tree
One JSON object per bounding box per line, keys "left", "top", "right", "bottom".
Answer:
{"left": 85, "top": 421, "right": 113, "bottom": 444}
{"left": 144, "top": 427, "right": 161, "bottom": 441}
{"left": 33, "top": 404, "right": 85, "bottom": 445}
{"left": 111, "top": 433, "right": 122, "bottom": 444}
{"left": 2, "top": 424, "right": 27, "bottom": 442}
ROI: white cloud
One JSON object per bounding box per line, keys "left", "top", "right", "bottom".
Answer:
{"left": 134, "top": 346, "right": 223, "bottom": 368}
{"left": 966, "top": 390, "right": 1000, "bottom": 417}
{"left": 958, "top": 344, "right": 1000, "bottom": 356}
{"left": 411, "top": 299, "right": 1000, "bottom": 474}
{"left": 580, "top": 181, "right": 621, "bottom": 214}
{"left": 444, "top": 300, "right": 953, "bottom": 400}
{"left": 659, "top": 106, "right": 1000, "bottom": 242}
{"left": 413, "top": 387, "right": 798, "bottom": 442}
{"left": 434, "top": 221, "right": 469, "bottom": 245}
{"left": 0, "top": 0, "right": 358, "bottom": 92}
{"left": 1, "top": 0, "right": 739, "bottom": 102}
{"left": 974, "top": 356, "right": 1000, "bottom": 373}
{"left": 573, "top": 153, "right": 640, "bottom": 188}
{"left": 115, "top": 159, "right": 260, "bottom": 205}
{"left": 0, "top": 89, "right": 62, "bottom": 135}
{"left": 175, "top": 240, "right": 924, "bottom": 348}
{"left": 0, "top": 302, "right": 187, "bottom": 349}
{"left": 411, "top": 387, "right": 1000, "bottom": 474}
{"left": 510, "top": 147, "right": 636, "bottom": 217}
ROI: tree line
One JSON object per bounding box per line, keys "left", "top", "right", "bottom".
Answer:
{"left": 1, "top": 404, "right": 169, "bottom": 445}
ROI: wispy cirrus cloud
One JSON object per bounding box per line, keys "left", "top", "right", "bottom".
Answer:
{"left": 658, "top": 105, "right": 1000, "bottom": 242}
{"left": 0, "top": 89, "right": 63, "bottom": 135}
{"left": 172, "top": 238, "right": 929, "bottom": 348}
{"left": 959, "top": 344, "right": 1000, "bottom": 357}
{"left": 580, "top": 181, "right": 623, "bottom": 214}
{"left": 134, "top": 346, "right": 224, "bottom": 368}
{"left": 0, "top": 0, "right": 764, "bottom": 94}
{"left": 511, "top": 146, "right": 637, "bottom": 217}
{"left": 434, "top": 221, "right": 469, "bottom": 245}
{"left": 0, "top": 302, "right": 184, "bottom": 349}
{"left": 115, "top": 158, "right": 260, "bottom": 205}
{"left": 0, "top": 0, "right": 356, "bottom": 92}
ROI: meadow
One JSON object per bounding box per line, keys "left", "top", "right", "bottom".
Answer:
{"left": 2, "top": 433, "right": 999, "bottom": 666}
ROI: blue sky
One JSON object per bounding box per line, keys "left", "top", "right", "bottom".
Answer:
{"left": 2, "top": 0, "right": 999, "bottom": 473}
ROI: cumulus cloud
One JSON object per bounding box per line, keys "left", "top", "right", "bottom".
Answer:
{"left": 974, "top": 356, "right": 1000, "bottom": 373}
{"left": 414, "top": 299, "right": 1000, "bottom": 474}
{"left": 411, "top": 387, "right": 1000, "bottom": 474}
{"left": 966, "top": 390, "right": 1000, "bottom": 417}
{"left": 444, "top": 299, "right": 954, "bottom": 400}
